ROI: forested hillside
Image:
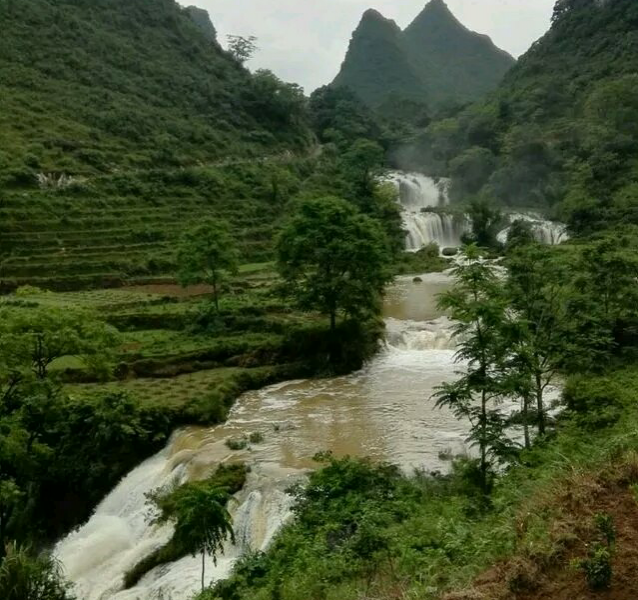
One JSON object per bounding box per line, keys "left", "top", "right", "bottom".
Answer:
{"left": 0, "top": 0, "right": 311, "bottom": 181}
{"left": 0, "top": 0, "right": 321, "bottom": 290}
{"left": 399, "top": 0, "right": 638, "bottom": 232}
{"left": 333, "top": 0, "right": 515, "bottom": 110}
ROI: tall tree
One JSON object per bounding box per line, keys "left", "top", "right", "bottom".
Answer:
{"left": 505, "top": 243, "right": 571, "bottom": 437}
{"left": 277, "top": 197, "right": 392, "bottom": 335}
{"left": 0, "top": 306, "right": 119, "bottom": 386}
{"left": 177, "top": 220, "right": 239, "bottom": 314}
{"left": 435, "top": 246, "right": 511, "bottom": 493}
{"left": 151, "top": 481, "right": 234, "bottom": 591}
{"left": 575, "top": 228, "right": 638, "bottom": 348}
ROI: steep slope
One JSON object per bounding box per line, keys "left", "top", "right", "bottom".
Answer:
{"left": 332, "top": 9, "right": 427, "bottom": 108}
{"left": 332, "top": 0, "right": 515, "bottom": 109}
{"left": 403, "top": 0, "right": 638, "bottom": 228}
{"left": 0, "top": 0, "right": 310, "bottom": 181}
{"left": 184, "top": 5, "right": 218, "bottom": 42}
{"left": 0, "top": 0, "right": 314, "bottom": 290}
{"left": 403, "top": 0, "right": 516, "bottom": 106}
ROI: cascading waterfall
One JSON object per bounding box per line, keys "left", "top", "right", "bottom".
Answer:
{"left": 403, "top": 212, "right": 470, "bottom": 251}
{"left": 387, "top": 170, "right": 569, "bottom": 251}
{"left": 497, "top": 212, "right": 569, "bottom": 245}
{"left": 386, "top": 171, "right": 471, "bottom": 251}
{"left": 54, "top": 274, "right": 557, "bottom": 600}
{"left": 55, "top": 439, "right": 301, "bottom": 600}
{"left": 385, "top": 171, "right": 450, "bottom": 210}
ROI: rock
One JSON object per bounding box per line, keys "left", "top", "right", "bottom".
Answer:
{"left": 413, "top": 276, "right": 423, "bottom": 283}
{"left": 442, "top": 247, "right": 459, "bottom": 257}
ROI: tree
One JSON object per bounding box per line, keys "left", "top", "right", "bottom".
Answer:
{"left": 462, "top": 197, "right": 503, "bottom": 251}
{"left": 504, "top": 243, "right": 573, "bottom": 438}
{"left": 150, "top": 480, "right": 234, "bottom": 592}
{"left": 0, "top": 306, "right": 119, "bottom": 386}
{"left": 0, "top": 543, "right": 73, "bottom": 600}
{"left": 277, "top": 197, "right": 393, "bottom": 335}
{"left": 177, "top": 220, "right": 239, "bottom": 314}
{"left": 504, "top": 219, "right": 535, "bottom": 253}
{"left": 247, "top": 69, "right": 307, "bottom": 127}
{"left": 574, "top": 228, "right": 638, "bottom": 348}
{"left": 435, "top": 246, "right": 512, "bottom": 494}
{"left": 342, "top": 139, "right": 385, "bottom": 202}
{"left": 226, "top": 35, "right": 258, "bottom": 63}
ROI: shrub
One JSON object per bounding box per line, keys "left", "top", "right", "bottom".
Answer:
{"left": 249, "top": 432, "right": 264, "bottom": 444}
{"left": 226, "top": 437, "right": 248, "bottom": 451}
{"left": 0, "top": 544, "right": 74, "bottom": 600}
{"left": 574, "top": 543, "right": 613, "bottom": 590}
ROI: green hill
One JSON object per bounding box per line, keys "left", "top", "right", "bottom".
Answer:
{"left": 401, "top": 0, "right": 638, "bottom": 232}
{"left": 332, "top": 0, "right": 515, "bottom": 110}
{"left": 0, "top": 0, "right": 310, "bottom": 181}
{"left": 0, "top": 0, "right": 315, "bottom": 290}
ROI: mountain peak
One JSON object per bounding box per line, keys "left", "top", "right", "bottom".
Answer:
{"left": 406, "top": 0, "right": 465, "bottom": 35}
{"left": 332, "top": 2, "right": 515, "bottom": 108}
{"left": 357, "top": 8, "right": 402, "bottom": 37}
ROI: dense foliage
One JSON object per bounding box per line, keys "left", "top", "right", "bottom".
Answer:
{"left": 278, "top": 196, "right": 393, "bottom": 334}
{"left": 199, "top": 228, "right": 638, "bottom": 600}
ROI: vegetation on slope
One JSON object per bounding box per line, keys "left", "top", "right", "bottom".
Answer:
{"left": 332, "top": 0, "right": 515, "bottom": 110}
{"left": 200, "top": 221, "right": 638, "bottom": 600}
{"left": 0, "top": 0, "right": 310, "bottom": 181}
{"left": 398, "top": 0, "right": 638, "bottom": 232}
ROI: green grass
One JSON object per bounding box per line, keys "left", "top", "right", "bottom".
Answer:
{"left": 67, "top": 367, "right": 246, "bottom": 408}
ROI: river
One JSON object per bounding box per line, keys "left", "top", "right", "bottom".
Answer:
{"left": 55, "top": 272, "right": 474, "bottom": 600}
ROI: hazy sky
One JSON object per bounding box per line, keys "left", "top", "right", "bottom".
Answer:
{"left": 192, "top": 0, "right": 556, "bottom": 93}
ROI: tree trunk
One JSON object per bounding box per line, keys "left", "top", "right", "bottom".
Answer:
{"left": 201, "top": 550, "right": 205, "bottom": 592}
{"left": 535, "top": 371, "right": 545, "bottom": 436}
{"left": 523, "top": 396, "right": 531, "bottom": 450}
{"left": 480, "top": 389, "right": 488, "bottom": 494}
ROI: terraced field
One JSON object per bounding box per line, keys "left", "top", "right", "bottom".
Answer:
{"left": 0, "top": 267, "right": 324, "bottom": 420}
{"left": 0, "top": 161, "right": 309, "bottom": 291}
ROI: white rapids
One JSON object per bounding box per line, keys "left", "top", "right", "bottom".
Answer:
{"left": 55, "top": 274, "right": 470, "bottom": 600}
{"left": 54, "top": 272, "right": 555, "bottom": 600}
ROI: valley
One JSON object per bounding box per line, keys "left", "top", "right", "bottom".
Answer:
{"left": 2, "top": 0, "right": 638, "bottom": 599}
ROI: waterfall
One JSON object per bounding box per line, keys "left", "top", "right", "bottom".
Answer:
{"left": 385, "top": 317, "right": 456, "bottom": 351}
{"left": 385, "top": 171, "right": 450, "bottom": 210}
{"left": 497, "top": 213, "right": 569, "bottom": 245}
{"left": 403, "top": 211, "right": 471, "bottom": 251}
{"left": 54, "top": 437, "right": 300, "bottom": 600}
{"left": 386, "top": 171, "right": 470, "bottom": 251}
{"left": 387, "top": 171, "right": 569, "bottom": 251}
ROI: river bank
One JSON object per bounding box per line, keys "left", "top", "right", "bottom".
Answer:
{"left": 55, "top": 272, "right": 465, "bottom": 599}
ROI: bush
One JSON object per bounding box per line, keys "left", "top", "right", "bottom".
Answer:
{"left": 226, "top": 437, "right": 249, "bottom": 451}
{"left": 249, "top": 432, "right": 264, "bottom": 444}
{"left": 0, "top": 544, "right": 74, "bottom": 600}
{"left": 575, "top": 543, "right": 613, "bottom": 590}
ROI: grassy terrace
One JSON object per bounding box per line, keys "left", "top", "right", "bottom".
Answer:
{"left": 0, "top": 160, "right": 312, "bottom": 291}
{"left": 0, "top": 264, "right": 323, "bottom": 422}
